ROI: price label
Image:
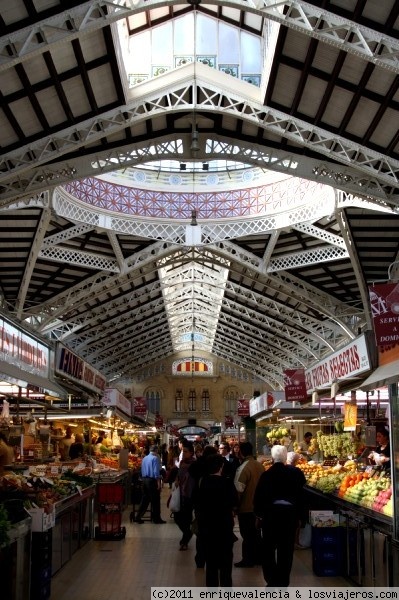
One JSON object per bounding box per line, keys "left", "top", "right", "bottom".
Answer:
{"left": 50, "top": 466, "right": 59, "bottom": 475}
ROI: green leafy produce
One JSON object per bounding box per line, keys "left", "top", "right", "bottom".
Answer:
{"left": 62, "top": 470, "right": 94, "bottom": 488}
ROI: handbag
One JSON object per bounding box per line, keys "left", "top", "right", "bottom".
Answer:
{"left": 167, "top": 482, "right": 181, "bottom": 513}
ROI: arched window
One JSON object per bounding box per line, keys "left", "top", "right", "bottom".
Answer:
{"left": 145, "top": 389, "right": 161, "bottom": 414}
{"left": 188, "top": 388, "right": 196, "bottom": 412}
{"left": 175, "top": 389, "right": 183, "bottom": 412}
{"left": 224, "top": 387, "right": 241, "bottom": 416}
{"left": 201, "top": 389, "right": 210, "bottom": 411}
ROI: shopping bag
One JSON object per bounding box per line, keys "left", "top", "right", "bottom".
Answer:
{"left": 167, "top": 483, "right": 181, "bottom": 512}
{"left": 298, "top": 523, "right": 312, "bottom": 548}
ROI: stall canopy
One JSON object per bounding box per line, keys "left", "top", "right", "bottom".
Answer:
{"left": 360, "top": 360, "right": 399, "bottom": 392}
{"left": 0, "top": 361, "right": 67, "bottom": 399}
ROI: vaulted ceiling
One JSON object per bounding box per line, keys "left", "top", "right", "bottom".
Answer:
{"left": 0, "top": 0, "right": 398, "bottom": 389}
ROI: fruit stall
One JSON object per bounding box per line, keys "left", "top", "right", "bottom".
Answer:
{"left": 0, "top": 464, "right": 96, "bottom": 599}
{"left": 295, "top": 459, "right": 394, "bottom": 586}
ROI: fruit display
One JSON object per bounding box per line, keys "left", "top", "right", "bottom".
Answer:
{"left": 266, "top": 427, "right": 289, "bottom": 441}
{"left": 96, "top": 453, "right": 142, "bottom": 472}
{"left": 314, "top": 472, "right": 346, "bottom": 494}
{"left": 338, "top": 471, "right": 392, "bottom": 514}
{"left": 300, "top": 460, "right": 393, "bottom": 518}
{"left": 316, "top": 430, "right": 357, "bottom": 458}
{"left": 0, "top": 468, "right": 94, "bottom": 514}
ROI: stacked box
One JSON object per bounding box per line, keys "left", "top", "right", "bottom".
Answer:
{"left": 312, "top": 527, "right": 344, "bottom": 577}
{"left": 30, "top": 531, "right": 52, "bottom": 600}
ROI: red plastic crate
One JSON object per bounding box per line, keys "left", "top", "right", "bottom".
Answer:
{"left": 97, "top": 484, "right": 124, "bottom": 503}
{"left": 98, "top": 513, "right": 122, "bottom": 534}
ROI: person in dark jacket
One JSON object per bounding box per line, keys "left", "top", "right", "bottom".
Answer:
{"left": 196, "top": 453, "right": 239, "bottom": 587}
{"left": 69, "top": 433, "right": 84, "bottom": 460}
{"left": 254, "top": 444, "right": 306, "bottom": 587}
{"left": 189, "top": 444, "right": 218, "bottom": 568}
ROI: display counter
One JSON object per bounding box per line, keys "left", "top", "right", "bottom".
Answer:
{"left": 0, "top": 515, "right": 31, "bottom": 600}
{"left": 51, "top": 484, "right": 95, "bottom": 575}
{"left": 304, "top": 485, "right": 394, "bottom": 586}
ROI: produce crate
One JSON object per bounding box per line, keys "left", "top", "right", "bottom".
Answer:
{"left": 312, "top": 526, "right": 344, "bottom": 577}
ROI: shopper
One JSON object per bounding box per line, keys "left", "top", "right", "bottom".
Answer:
{"left": 0, "top": 432, "right": 15, "bottom": 474}
{"left": 69, "top": 433, "right": 84, "bottom": 460}
{"left": 173, "top": 441, "right": 196, "bottom": 550}
{"left": 196, "top": 453, "right": 239, "bottom": 587}
{"left": 233, "top": 441, "right": 264, "bottom": 568}
{"left": 59, "top": 426, "right": 74, "bottom": 460}
{"left": 254, "top": 444, "right": 306, "bottom": 587}
{"left": 134, "top": 445, "right": 166, "bottom": 524}
{"left": 232, "top": 443, "right": 242, "bottom": 466}
{"left": 189, "top": 444, "right": 218, "bottom": 568}
{"left": 218, "top": 441, "right": 236, "bottom": 478}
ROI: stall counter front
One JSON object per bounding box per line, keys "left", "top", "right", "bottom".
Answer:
{"left": 304, "top": 485, "right": 393, "bottom": 586}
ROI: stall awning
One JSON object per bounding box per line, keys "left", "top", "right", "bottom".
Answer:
{"left": 360, "top": 360, "right": 399, "bottom": 391}
{"left": 0, "top": 361, "right": 67, "bottom": 399}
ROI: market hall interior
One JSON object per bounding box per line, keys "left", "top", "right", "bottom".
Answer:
{"left": 50, "top": 488, "right": 352, "bottom": 600}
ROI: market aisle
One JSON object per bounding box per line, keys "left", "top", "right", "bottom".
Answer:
{"left": 50, "top": 487, "right": 352, "bottom": 600}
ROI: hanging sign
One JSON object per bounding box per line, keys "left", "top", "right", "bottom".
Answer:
{"left": 155, "top": 413, "right": 164, "bottom": 428}
{"left": 305, "top": 334, "right": 371, "bottom": 393}
{"left": 225, "top": 415, "right": 234, "bottom": 428}
{"left": 133, "top": 396, "right": 147, "bottom": 416}
{"left": 237, "top": 398, "right": 250, "bottom": 417}
{"left": 283, "top": 368, "right": 307, "bottom": 404}
{"left": 0, "top": 317, "right": 49, "bottom": 377}
{"left": 369, "top": 283, "right": 399, "bottom": 347}
{"left": 344, "top": 402, "right": 357, "bottom": 432}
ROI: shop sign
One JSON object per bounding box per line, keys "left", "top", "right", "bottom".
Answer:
{"left": 343, "top": 402, "right": 357, "bottom": 431}
{"left": 305, "top": 334, "right": 371, "bottom": 394}
{"left": 224, "top": 415, "right": 234, "bottom": 428}
{"left": 0, "top": 316, "right": 49, "bottom": 377}
{"left": 283, "top": 368, "right": 307, "bottom": 403}
{"left": 55, "top": 344, "right": 106, "bottom": 394}
{"left": 237, "top": 398, "right": 250, "bottom": 416}
{"left": 102, "top": 388, "right": 132, "bottom": 416}
{"left": 155, "top": 413, "right": 164, "bottom": 427}
{"left": 133, "top": 396, "right": 147, "bottom": 415}
{"left": 369, "top": 283, "right": 399, "bottom": 347}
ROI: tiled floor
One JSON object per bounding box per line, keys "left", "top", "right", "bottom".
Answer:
{"left": 51, "top": 486, "right": 353, "bottom": 600}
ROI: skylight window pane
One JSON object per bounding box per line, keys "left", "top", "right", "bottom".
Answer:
{"left": 241, "top": 32, "right": 261, "bottom": 73}
{"left": 129, "top": 31, "right": 151, "bottom": 72}
{"left": 175, "top": 13, "right": 194, "bottom": 54}
{"left": 152, "top": 22, "right": 173, "bottom": 64}
{"left": 196, "top": 13, "right": 217, "bottom": 54}
{"left": 218, "top": 22, "right": 239, "bottom": 63}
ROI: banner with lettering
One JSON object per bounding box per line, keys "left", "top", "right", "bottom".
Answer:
{"left": 283, "top": 368, "right": 307, "bottom": 403}
{"left": 155, "top": 413, "right": 164, "bottom": 428}
{"left": 225, "top": 415, "right": 234, "bottom": 428}
{"left": 133, "top": 396, "right": 147, "bottom": 416}
{"left": 0, "top": 316, "right": 49, "bottom": 377}
{"left": 369, "top": 283, "right": 399, "bottom": 347}
{"left": 237, "top": 398, "right": 250, "bottom": 417}
{"left": 305, "top": 334, "right": 371, "bottom": 394}
{"left": 55, "top": 344, "right": 106, "bottom": 394}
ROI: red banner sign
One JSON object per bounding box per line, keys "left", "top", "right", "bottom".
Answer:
{"left": 225, "top": 415, "right": 234, "bottom": 428}
{"left": 155, "top": 414, "right": 164, "bottom": 428}
{"left": 237, "top": 398, "right": 250, "bottom": 417}
{"left": 133, "top": 396, "right": 147, "bottom": 416}
{"left": 369, "top": 283, "right": 399, "bottom": 347}
{"left": 283, "top": 368, "right": 307, "bottom": 403}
